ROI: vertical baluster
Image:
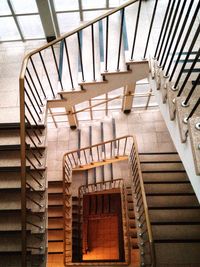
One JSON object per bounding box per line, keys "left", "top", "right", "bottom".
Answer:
{"left": 162, "top": 0, "right": 187, "bottom": 71}
{"left": 159, "top": 0, "right": 182, "bottom": 67}
{"left": 130, "top": 0, "right": 142, "bottom": 60}
{"left": 169, "top": 1, "right": 200, "bottom": 83}
{"left": 117, "top": 8, "right": 125, "bottom": 71}
{"left": 182, "top": 73, "right": 200, "bottom": 106}
{"left": 177, "top": 49, "right": 200, "bottom": 97}
{"left": 165, "top": 0, "right": 194, "bottom": 76}
{"left": 39, "top": 51, "right": 55, "bottom": 98}
{"left": 173, "top": 23, "right": 200, "bottom": 89}
{"left": 26, "top": 68, "right": 43, "bottom": 106}
{"left": 157, "top": 0, "right": 176, "bottom": 62}
{"left": 51, "top": 44, "right": 64, "bottom": 90}
{"left": 77, "top": 31, "right": 85, "bottom": 82}
{"left": 105, "top": 16, "right": 109, "bottom": 72}
{"left": 63, "top": 38, "right": 74, "bottom": 89}
{"left": 30, "top": 57, "right": 47, "bottom": 99}
{"left": 143, "top": 0, "right": 158, "bottom": 59}
{"left": 91, "top": 24, "right": 96, "bottom": 81}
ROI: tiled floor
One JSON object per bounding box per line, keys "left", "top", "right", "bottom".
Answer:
{"left": 47, "top": 108, "right": 176, "bottom": 183}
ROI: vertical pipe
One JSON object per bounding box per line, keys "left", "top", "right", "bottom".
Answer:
{"left": 130, "top": 0, "right": 142, "bottom": 60}
{"left": 117, "top": 8, "right": 125, "bottom": 71}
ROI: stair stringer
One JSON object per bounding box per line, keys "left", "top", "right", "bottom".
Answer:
{"left": 48, "top": 61, "right": 149, "bottom": 109}
{"left": 149, "top": 75, "right": 200, "bottom": 204}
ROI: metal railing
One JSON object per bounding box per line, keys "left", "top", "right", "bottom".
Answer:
{"left": 63, "top": 135, "right": 132, "bottom": 170}
{"left": 20, "top": 1, "right": 160, "bottom": 260}
{"left": 129, "top": 137, "right": 155, "bottom": 266}
{"left": 63, "top": 136, "right": 155, "bottom": 266}
{"left": 19, "top": 0, "right": 200, "bottom": 264}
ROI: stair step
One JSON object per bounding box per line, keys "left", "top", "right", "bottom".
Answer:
{"left": 48, "top": 206, "right": 63, "bottom": 218}
{"left": 141, "top": 163, "right": 185, "bottom": 172}
{"left": 155, "top": 242, "right": 200, "bottom": 265}
{"left": 48, "top": 218, "right": 63, "bottom": 230}
{"left": 48, "top": 230, "right": 64, "bottom": 241}
{"left": 144, "top": 183, "right": 194, "bottom": 194}
{"left": 149, "top": 209, "right": 200, "bottom": 223}
{"left": 48, "top": 182, "right": 63, "bottom": 194}
{"left": 48, "top": 241, "right": 64, "bottom": 253}
{"left": 48, "top": 194, "right": 63, "bottom": 206}
{"left": 139, "top": 153, "right": 181, "bottom": 162}
{"left": 147, "top": 195, "right": 199, "bottom": 208}
{"left": 153, "top": 225, "right": 200, "bottom": 240}
{"left": 142, "top": 172, "right": 188, "bottom": 183}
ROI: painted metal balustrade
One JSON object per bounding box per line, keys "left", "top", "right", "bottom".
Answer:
{"left": 19, "top": 0, "right": 200, "bottom": 265}
{"left": 63, "top": 135, "right": 155, "bottom": 266}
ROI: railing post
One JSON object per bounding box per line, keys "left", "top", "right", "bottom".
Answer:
{"left": 20, "top": 77, "right": 27, "bottom": 267}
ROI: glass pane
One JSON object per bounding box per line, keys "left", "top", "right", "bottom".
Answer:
{"left": 82, "top": 0, "right": 106, "bottom": 9}
{"left": 57, "top": 12, "right": 80, "bottom": 33}
{"left": 0, "top": 17, "right": 21, "bottom": 41}
{"left": 10, "top": 0, "right": 38, "bottom": 14}
{"left": 0, "top": 0, "right": 11, "bottom": 15}
{"left": 18, "top": 15, "right": 45, "bottom": 39}
{"left": 53, "top": 0, "right": 79, "bottom": 11}
{"left": 83, "top": 10, "right": 107, "bottom": 21}
{"left": 109, "top": 0, "right": 120, "bottom": 8}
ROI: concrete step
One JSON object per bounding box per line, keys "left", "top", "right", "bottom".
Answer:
{"left": 153, "top": 224, "right": 200, "bottom": 241}
{"left": 48, "top": 206, "right": 63, "bottom": 218}
{"left": 0, "top": 191, "right": 46, "bottom": 212}
{"left": 142, "top": 172, "right": 188, "bottom": 183}
{"left": 147, "top": 195, "right": 199, "bottom": 208}
{"left": 141, "top": 162, "right": 185, "bottom": 172}
{"left": 155, "top": 242, "right": 200, "bottom": 265}
{"left": 144, "top": 183, "right": 193, "bottom": 195}
{"left": 139, "top": 152, "right": 181, "bottom": 162}
{"left": 48, "top": 229, "right": 64, "bottom": 241}
{"left": 48, "top": 241, "right": 64, "bottom": 253}
{"left": 48, "top": 193, "right": 63, "bottom": 206}
{"left": 149, "top": 208, "right": 200, "bottom": 223}
{"left": 48, "top": 181, "right": 62, "bottom": 194}
{"left": 48, "top": 218, "right": 63, "bottom": 230}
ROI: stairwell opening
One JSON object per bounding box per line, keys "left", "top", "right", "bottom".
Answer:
{"left": 74, "top": 190, "right": 125, "bottom": 263}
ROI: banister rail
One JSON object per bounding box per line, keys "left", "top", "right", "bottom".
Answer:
{"left": 63, "top": 135, "right": 133, "bottom": 170}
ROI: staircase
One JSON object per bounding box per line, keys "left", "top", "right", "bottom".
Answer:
{"left": 0, "top": 122, "right": 47, "bottom": 267}
{"left": 139, "top": 152, "right": 200, "bottom": 266}
{"left": 0, "top": 0, "right": 198, "bottom": 266}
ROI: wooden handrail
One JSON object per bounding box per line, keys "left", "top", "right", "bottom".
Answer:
{"left": 63, "top": 135, "right": 134, "bottom": 158}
